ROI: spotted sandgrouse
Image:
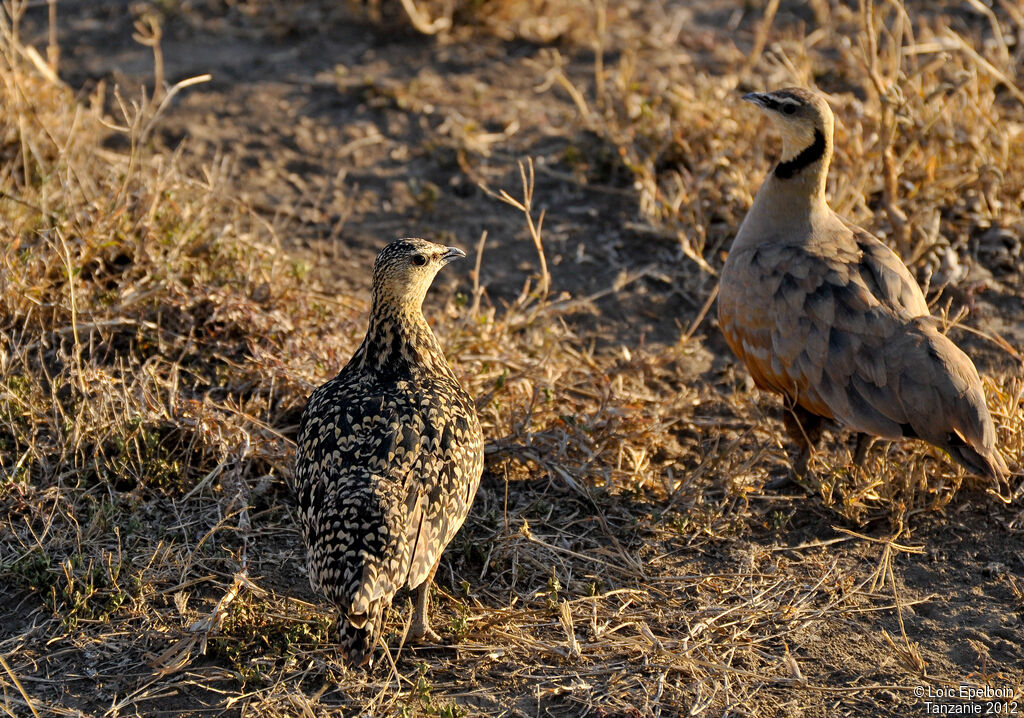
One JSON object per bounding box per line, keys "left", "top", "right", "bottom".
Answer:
{"left": 294, "top": 238, "right": 484, "bottom": 666}
{"left": 718, "top": 88, "right": 1007, "bottom": 480}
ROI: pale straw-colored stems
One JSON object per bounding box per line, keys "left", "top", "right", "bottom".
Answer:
{"left": 478, "top": 157, "right": 551, "bottom": 307}
{"left": 397, "top": 0, "right": 451, "bottom": 36}
{"left": 132, "top": 13, "right": 165, "bottom": 104}
{"left": 858, "top": 0, "right": 913, "bottom": 258}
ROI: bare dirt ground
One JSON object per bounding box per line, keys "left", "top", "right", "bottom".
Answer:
{"left": 55, "top": 0, "right": 709, "bottom": 346}
{"left": 2, "top": 0, "right": 1023, "bottom": 715}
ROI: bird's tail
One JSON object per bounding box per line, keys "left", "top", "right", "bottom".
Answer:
{"left": 901, "top": 320, "right": 1008, "bottom": 481}
{"left": 945, "top": 431, "right": 1009, "bottom": 483}
{"left": 339, "top": 602, "right": 386, "bottom": 668}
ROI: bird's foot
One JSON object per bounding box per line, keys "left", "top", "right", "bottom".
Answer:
{"left": 852, "top": 433, "right": 876, "bottom": 466}
{"left": 407, "top": 620, "right": 441, "bottom": 644}
{"left": 763, "top": 449, "right": 814, "bottom": 490}
{"left": 792, "top": 449, "right": 811, "bottom": 479}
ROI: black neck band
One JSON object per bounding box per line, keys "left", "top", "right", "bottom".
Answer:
{"left": 774, "top": 129, "right": 826, "bottom": 179}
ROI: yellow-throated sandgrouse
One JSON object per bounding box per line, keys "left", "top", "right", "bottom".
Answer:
{"left": 295, "top": 238, "right": 484, "bottom": 667}
{"left": 718, "top": 88, "right": 1007, "bottom": 480}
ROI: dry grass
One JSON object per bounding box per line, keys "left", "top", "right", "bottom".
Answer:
{"left": 1, "top": 0, "right": 1023, "bottom": 716}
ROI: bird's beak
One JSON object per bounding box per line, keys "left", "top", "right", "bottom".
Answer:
{"left": 441, "top": 246, "right": 466, "bottom": 264}
{"left": 742, "top": 92, "right": 771, "bottom": 109}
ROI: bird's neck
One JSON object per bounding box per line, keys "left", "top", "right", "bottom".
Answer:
{"left": 735, "top": 131, "right": 833, "bottom": 246}
{"left": 352, "top": 303, "right": 448, "bottom": 377}
{"left": 770, "top": 128, "right": 831, "bottom": 201}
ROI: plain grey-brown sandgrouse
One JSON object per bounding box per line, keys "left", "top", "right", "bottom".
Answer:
{"left": 294, "top": 238, "right": 484, "bottom": 667}
{"left": 718, "top": 87, "right": 1007, "bottom": 480}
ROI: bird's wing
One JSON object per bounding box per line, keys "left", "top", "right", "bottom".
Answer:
{"left": 720, "top": 227, "right": 936, "bottom": 437}
{"left": 404, "top": 401, "right": 484, "bottom": 590}
{"left": 719, "top": 242, "right": 797, "bottom": 397}
{"left": 741, "top": 227, "right": 1005, "bottom": 476}
{"left": 843, "top": 222, "right": 930, "bottom": 318}
{"left": 295, "top": 381, "right": 422, "bottom": 615}
{"left": 298, "top": 374, "right": 484, "bottom": 613}
{"left": 803, "top": 222, "right": 936, "bottom": 436}
{"left": 720, "top": 239, "right": 835, "bottom": 415}
{"left": 362, "top": 400, "right": 437, "bottom": 604}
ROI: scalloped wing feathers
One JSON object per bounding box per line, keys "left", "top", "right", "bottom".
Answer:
{"left": 720, "top": 213, "right": 1006, "bottom": 479}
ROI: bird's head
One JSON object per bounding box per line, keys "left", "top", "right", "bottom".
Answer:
{"left": 371, "top": 238, "right": 466, "bottom": 312}
{"left": 742, "top": 87, "right": 834, "bottom": 166}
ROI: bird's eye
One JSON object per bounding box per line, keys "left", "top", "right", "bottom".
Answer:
{"left": 411, "top": 254, "right": 427, "bottom": 266}
{"left": 782, "top": 104, "right": 797, "bottom": 115}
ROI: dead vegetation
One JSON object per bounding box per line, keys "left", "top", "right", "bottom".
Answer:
{"left": 1, "top": 0, "right": 1023, "bottom": 716}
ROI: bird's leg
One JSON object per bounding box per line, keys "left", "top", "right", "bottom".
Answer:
{"left": 852, "top": 432, "right": 875, "bottom": 466}
{"left": 782, "top": 404, "right": 823, "bottom": 477}
{"left": 408, "top": 561, "right": 441, "bottom": 643}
